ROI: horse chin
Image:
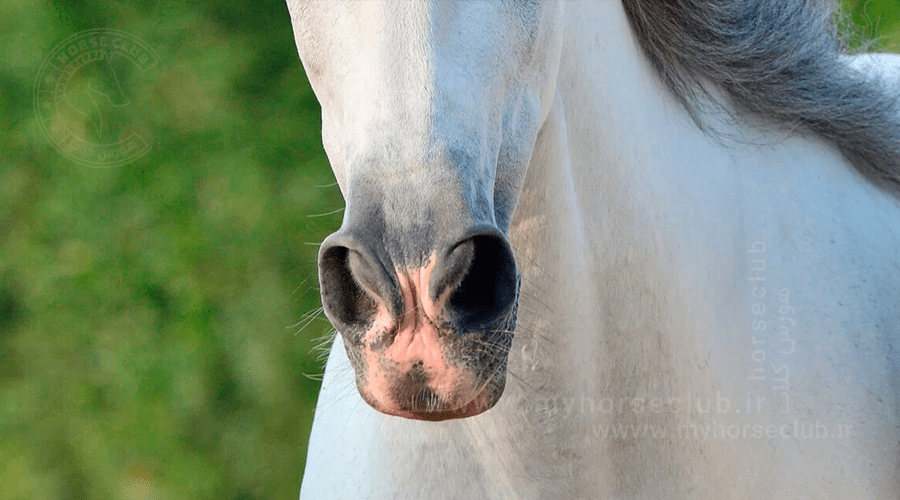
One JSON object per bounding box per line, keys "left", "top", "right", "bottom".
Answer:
{"left": 399, "top": 388, "right": 503, "bottom": 421}
{"left": 357, "top": 375, "right": 506, "bottom": 421}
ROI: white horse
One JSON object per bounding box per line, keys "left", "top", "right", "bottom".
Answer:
{"left": 288, "top": 1, "right": 900, "bottom": 498}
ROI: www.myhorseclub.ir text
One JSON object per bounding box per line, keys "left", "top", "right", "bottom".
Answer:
{"left": 589, "top": 420, "right": 853, "bottom": 443}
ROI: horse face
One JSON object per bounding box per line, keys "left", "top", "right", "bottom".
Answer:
{"left": 288, "top": 0, "right": 562, "bottom": 420}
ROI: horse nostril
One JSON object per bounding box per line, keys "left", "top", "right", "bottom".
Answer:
{"left": 439, "top": 234, "right": 518, "bottom": 331}
{"left": 319, "top": 230, "right": 518, "bottom": 339}
{"left": 318, "top": 239, "right": 391, "bottom": 339}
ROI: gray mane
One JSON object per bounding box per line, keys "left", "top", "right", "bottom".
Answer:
{"left": 621, "top": 0, "right": 900, "bottom": 197}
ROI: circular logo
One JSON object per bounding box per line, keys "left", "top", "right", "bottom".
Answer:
{"left": 34, "top": 29, "right": 160, "bottom": 167}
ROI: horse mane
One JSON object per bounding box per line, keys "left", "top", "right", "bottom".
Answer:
{"left": 621, "top": 0, "right": 900, "bottom": 197}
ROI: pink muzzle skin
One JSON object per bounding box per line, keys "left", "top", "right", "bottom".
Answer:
{"left": 354, "top": 255, "right": 497, "bottom": 421}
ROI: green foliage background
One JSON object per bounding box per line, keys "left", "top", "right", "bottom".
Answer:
{"left": 0, "top": 1, "right": 897, "bottom": 499}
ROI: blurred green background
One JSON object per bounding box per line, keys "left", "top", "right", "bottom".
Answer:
{"left": 0, "top": 1, "right": 897, "bottom": 499}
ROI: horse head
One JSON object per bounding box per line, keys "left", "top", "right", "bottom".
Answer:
{"left": 63, "top": 50, "right": 130, "bottom": 140}
{"left": 289, "top": 1, "right": 563, "bottom": 420}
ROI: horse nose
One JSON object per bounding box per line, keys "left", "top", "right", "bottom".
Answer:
{"left": 317, "top": 228, "right": 518, "bottom": 340}
{"left": 437, "top": 232, "right": 518, "bottom": 331}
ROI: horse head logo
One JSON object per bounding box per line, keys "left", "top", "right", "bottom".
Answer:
{"left": 63, "top": 49, "right": 130, "bottom": 141}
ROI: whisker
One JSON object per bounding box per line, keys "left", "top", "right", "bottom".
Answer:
{"left": 307, "top": 207, "right": 345, "bottom": 218}
{"left": 289, "top": 306, "right": 327, "bottom": 335}
{"left": 312, "top": 329, "right": 338, "bottom": 362}
{"left": 291, "top": 278, "right": 311, "bottom": 296}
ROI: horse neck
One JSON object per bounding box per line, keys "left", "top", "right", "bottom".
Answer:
{"left": 505, "top": 0, "right": 736, "bottom": 450}
{"left": 511, "top": 0, "right": 721, "bottom": 378}
{"left": 495, "top": 6, "right": 738, "bottom": 492}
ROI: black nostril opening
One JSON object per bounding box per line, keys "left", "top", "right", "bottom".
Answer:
{"left": 446, "top": 234, "right": 518, "bottom": 330}
{"left": 318, "top": 244, "right": 382, "bottom": 338}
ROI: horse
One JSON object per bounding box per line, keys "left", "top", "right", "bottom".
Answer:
{"left": 287, "top": 1, "right": 900, "bottom": 497}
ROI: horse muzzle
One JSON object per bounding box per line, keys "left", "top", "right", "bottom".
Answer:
{"left": 318, "top": 224, "right": 519, "bottom": 420}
